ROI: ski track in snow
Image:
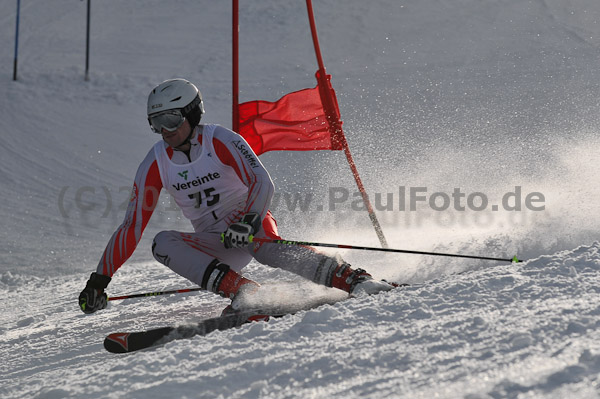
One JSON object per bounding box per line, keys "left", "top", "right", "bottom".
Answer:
{"left": 2, "top": 0, "right": 600, "bottom": 397}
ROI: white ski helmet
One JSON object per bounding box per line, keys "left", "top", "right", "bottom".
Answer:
{"left": 147, "top": 79, "right": 205, "bottom": 131}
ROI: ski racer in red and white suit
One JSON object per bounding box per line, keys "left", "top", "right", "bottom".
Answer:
{"left": 78, "top": 79, "right": 394, "bottom": 314}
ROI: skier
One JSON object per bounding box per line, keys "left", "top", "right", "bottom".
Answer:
{"left": 78, "top": 78, "right": 395, "bottom": 315}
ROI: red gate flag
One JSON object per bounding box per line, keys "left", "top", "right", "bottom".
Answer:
{"left": 237, "top": 71, "right": 344, "bottom": 155}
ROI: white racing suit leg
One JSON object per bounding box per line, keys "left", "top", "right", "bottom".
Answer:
{"left": 151, "top": 211, "right": 371, "bottom": 295}
{"left": 152, "top": 229, "right": 341, "bottom": 289}
{"left": 247, "top": 213, "right": 384, "bottom": 293}
{"left": 248, "top": 230, "right": 342, "bottom": 288}
{"left": 151, "top": 230, "right": 252, "bottom": 286}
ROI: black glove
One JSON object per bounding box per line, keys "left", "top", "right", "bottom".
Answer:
{"left": 79, "top": 272, "right": 111, "bottom": 314}
{"left": 222, "top": 212, "right": 261, "bottom": 249}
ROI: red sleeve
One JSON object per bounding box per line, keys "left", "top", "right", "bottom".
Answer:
{"left": 96, "top": 150, "right": 163, "bottom": 277}
{"left": 212, "top": 137, "right": 244, "bottom": 181}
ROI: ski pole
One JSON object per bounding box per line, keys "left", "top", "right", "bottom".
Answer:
{"left": 251, "top": 237, "right": 522, "bottom": 263}
{"left": 108, "top": 287, "right": 202, "bottom": 301}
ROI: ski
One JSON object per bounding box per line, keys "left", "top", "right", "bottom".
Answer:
{"left": 104, "top": 283, "right": 410, "bottom": 354}
{"left": 104, "top": 310, "right": 275, "bottom": 353}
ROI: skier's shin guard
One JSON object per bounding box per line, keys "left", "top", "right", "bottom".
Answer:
{"left": 201, "top": 259, "right": 259, "bottom": 299}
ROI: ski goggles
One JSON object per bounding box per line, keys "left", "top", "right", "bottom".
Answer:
{"left": 148, "top": 109, "right": 186, "bottom": 133}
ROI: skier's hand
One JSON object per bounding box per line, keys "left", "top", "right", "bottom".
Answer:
{"left": 78, "top": 272, "right": 111, "bottom": 314}
{"left": 221, "top": 212, "right": 261, "bottom": 249}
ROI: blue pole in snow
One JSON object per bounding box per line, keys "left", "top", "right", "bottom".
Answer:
{"left": 85, "top": 0, "right": 91, "bottom": 81}
{"left": 13, "top": 0, "right": 21, "bottom": 81}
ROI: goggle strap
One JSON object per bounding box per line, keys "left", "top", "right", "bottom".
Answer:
{"left": 182, "top": 95, "right": 202, "bottom": 115}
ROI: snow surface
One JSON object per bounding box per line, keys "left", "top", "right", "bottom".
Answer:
{"left": 1, "top": 0, "right": 600, "bottom": 398}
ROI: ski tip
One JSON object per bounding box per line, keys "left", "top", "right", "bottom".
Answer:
{"left": 512, "top": 255, "right": 520, "bottom": 263}
{"left": 384, "top": 280, "right": 409, "bottom": 289}
{"left": 104, "top": 332, "right": 132, "bottom": 353}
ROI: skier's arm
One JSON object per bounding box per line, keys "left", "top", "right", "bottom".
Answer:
{"left": 79, "top": 149, "right": 163, "bottom": 313}
{"left": 96, "top": 149, "right": 163, "bottom": 277}
{"left": 212, "top": 125, "right": 275, "bottom": 225}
